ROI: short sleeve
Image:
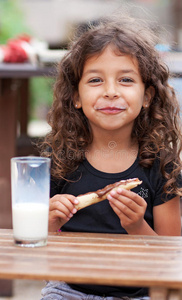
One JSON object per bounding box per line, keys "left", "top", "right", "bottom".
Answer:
{"left": 152, "top": 162, "right": 182, "bottom": 206}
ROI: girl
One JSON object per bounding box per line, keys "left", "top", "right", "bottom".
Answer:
{"left": 40, "top": 15, "right": 182, "bottom": 300}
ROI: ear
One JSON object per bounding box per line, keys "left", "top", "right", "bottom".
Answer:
{"left": 143, "top": 86, "right": 155, "bottom": 108}
{"left": 73, "top": 91, "right": 82, "bottom": 109}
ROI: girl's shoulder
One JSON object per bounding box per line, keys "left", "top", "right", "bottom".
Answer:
{"left": 142, "top": 156, "right": 182, "bottom": 201}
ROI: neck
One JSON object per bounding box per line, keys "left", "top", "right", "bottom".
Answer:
{"left": 86, "top": 131, "right": 138, "bottom": 173}
{"left": 88, "top": 129, "right": 136, "bottom": 151}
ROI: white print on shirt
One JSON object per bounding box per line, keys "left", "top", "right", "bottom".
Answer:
{"left": 137, "top": 187, "right": 149, "bottom": 199}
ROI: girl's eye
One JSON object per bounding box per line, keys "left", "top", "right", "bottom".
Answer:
{"left": 88, "top": 78, "right": 102, "bottom": 83}
{"left": 120, "top": 77, "right": 133, "bottom": 83}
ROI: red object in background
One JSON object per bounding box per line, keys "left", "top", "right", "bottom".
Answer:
{"left": 0, "top": 34, "right": 32, "bottom": 63}
{"left": 3, "top": 42, "right": 28, "bottom": 63}
{"left": 16, "top": 33, "right": 32, "bottom": 43}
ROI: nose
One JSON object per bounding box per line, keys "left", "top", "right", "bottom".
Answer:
{"left": 103, "top": 82, "right": 120, "bottom": 100}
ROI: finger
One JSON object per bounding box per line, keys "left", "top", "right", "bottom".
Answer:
{"left": 109, "top": 198, "right": 135, "bottom": 220}
{"left": 115, "top": 188, "right": 145, "bottom": 207}
{"left": 108, "top": 189, "right": 146, "bottom": 220}
{"left": 50, "top": 202, "right": 72, "bottom": 220}
{"left": 50, "top": 194, "right": 78, "bottom": 206}
{"left": 109, "top": 201, "right": 134, "bottom": 230}
{"left": 117, "top": 189, "right": 147, "bottom": 215}
{"left": 108, "top": 188, "right": 146, "bottom": 211}
{"left": 108, "top": 191, "right": 137, "bottom": 215}
{"left": 49, "top": 209, "right": 70, "bottom": 222}
{"left": 50, "top": 194, "right": 78, "bottom": 211}
{"left": 49, "top": 195, "right": 78, "bottom": 217}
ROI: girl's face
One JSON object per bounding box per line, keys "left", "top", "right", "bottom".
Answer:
{"left": 75, "top": 45, "right": 152, "bottom": 137}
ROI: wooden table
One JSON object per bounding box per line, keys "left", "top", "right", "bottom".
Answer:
{"left": 0, "top": 229, "right": 182, "bottom": 300}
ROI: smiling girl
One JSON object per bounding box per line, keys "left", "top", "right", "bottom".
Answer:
{"left": 40, "top": 15, "right": 182, "bottom": 300}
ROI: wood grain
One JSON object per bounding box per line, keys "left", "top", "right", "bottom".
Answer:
{"left": 0, "top": 229, "right": 182, "bottom": 291}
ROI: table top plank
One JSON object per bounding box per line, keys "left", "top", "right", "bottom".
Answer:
{"left": 0, "top": 229, "right": 182, "bottom": 288}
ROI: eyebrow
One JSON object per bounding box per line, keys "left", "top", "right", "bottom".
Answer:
{"left": 83, "top": 69, "right": 139, "bottom": 76}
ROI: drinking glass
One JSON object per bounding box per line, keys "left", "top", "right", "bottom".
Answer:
{"left": 11, "top": 156, "right": 51, "bottom": 247}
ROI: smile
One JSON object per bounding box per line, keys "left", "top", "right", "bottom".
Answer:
{"left": 95, "top": 106, "right": 126, "bottom": 114}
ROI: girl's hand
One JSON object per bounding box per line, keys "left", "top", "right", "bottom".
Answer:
{"left": 108, "top": 188, "right": 147, "bottom": 234}
{"left": 49, "top": 194, "right": 79, "bottom": 232}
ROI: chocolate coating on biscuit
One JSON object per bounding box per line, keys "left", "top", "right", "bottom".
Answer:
{"left": 96, "top": 178, "right": 139, "bottom": 197}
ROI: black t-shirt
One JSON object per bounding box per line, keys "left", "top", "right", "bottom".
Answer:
{"left": 50, "top": 157, "right": 177, "bottom": 298}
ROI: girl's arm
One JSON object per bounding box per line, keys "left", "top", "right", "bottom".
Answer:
{"left": 108, "top": 188, "right": 181, "bottom": 236}
{"left": 48, "top": 194, "right": 79, "bottom": 232}
{"left": 153, "top": 196, "right": 181, "bottom": 236}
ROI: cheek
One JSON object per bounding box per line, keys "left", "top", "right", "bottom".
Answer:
{"left": 79, "top": 90, "right": 98, "bottom": 107}
{"left": 128, "top": 92, "right": 145, "bottom": 114}
{"left": 130, "top": 88, "right": 145, "bottom": 106}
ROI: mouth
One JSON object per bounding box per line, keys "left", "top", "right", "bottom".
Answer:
{"left": 94, "top": 106, "right": 126, "bottom": 114}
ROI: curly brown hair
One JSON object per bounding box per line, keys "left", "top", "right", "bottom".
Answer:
{"left": 40, "top": 16, "right": 182, "bottom": 197}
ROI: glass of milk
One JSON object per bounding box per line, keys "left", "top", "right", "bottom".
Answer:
{"left": 11, "top": 156, "right": 51, "bottom": 247}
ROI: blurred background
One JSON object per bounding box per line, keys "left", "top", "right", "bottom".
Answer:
{"left": 0, "top": 0, "right": 182, "bottom": 141}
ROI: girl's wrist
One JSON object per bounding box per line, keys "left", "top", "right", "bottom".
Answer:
{"left": 126, "top": 220, "right": 157, "bottom": 236}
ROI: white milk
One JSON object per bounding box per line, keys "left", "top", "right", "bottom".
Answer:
{"left": 12, "top": 202, "right": 49, "bottom": 240}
